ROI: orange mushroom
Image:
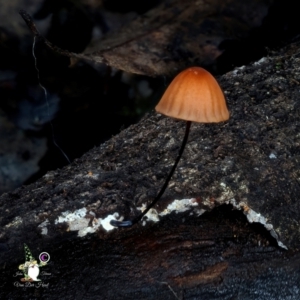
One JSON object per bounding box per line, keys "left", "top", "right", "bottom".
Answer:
{"left": 156, "top": 67, "right": 229, "bottom": 123}
{"left": 111, "top": 67, "right": 229, "bottom": 227}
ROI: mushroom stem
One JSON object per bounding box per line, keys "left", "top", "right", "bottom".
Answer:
{"left": 110, "top": 121, "right": 192, "bottom": 227}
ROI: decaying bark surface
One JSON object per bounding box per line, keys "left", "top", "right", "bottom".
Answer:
{"left": 1, "top": 41, "right": 300, "bottom": 298}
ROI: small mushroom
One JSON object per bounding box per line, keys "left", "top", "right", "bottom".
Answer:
{"left": 111, "top": 67, "right": 229, "bottom": 227}
{"left": 156, "top": 67, "right": 229, "bottom": 123}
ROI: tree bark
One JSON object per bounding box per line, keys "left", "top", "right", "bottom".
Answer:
{"left": 1, "top": 41, "right": 300, "bottom": 299}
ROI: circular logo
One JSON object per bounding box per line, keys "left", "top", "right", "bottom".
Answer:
{"left": 39, "top": 252, "right": 50, "bottom": 263}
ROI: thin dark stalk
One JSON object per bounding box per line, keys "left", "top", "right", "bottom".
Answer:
{"left": 110, "top": 121, "right": 192, "bottom": 227}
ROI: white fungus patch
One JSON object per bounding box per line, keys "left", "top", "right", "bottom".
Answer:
{"left": 269, "top": 152, "right": 277, "bottom": 159}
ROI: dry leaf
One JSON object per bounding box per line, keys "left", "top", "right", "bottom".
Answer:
{"left": 20, "top": 0, "right": 275, "bottom": 76}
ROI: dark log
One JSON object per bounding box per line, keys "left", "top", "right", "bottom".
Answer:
{"left": 1, "top": 41, "right": 300, "bottom": 298}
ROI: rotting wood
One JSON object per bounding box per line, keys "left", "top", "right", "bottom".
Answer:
{"left": 1, "top": 41, "right": 300, "bottom": 298}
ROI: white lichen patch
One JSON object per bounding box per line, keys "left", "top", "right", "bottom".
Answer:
{"left": 136, "top": 204, "right": 160, "bottom": 225}
{"left": 136, "top": 198, "right": 200, "bottom": 225}
{"left": 230, "top": 65, "right": 245, "bottom": 76}
{"left": 101, "top": 213, "right": 122, "bottom": 231}
{"left": 48, "top": 181, "right": 287, "bottom": 249}
{"left": 228, "top": 200, "right": 288, "bottom": 250}
{"left": 69, "top": 218, "right": 89, "bottom": 231}
{"left": 227, "top": 57, "right": 267, "bottom": 77}
{"left": 254, "top": 57, "right": 267, "bottom": 65}
{"left": 4, "top": 216, "right": 23, "bottom": 228}
{"left": 207, "top": 182, "right": 287, "bottom": 249}
{"left": 216, "top": 182, "right": 235, "bottom": 203}
{"left": 55, "top": 208, "right": 87, "bottom": 223}
{"left": 160, "top": 198, "right": 199, "bottom": 215}
{"left": 52, "top": 208, "right": 123, "bottom": 236}
{"left": 38, "top": 219, "right": 50, "bottom": 235}
{"left": 192, "top": 208, "right": 207, "bottom": 216}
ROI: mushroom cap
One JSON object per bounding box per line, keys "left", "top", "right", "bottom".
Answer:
{"left": 155, "top": 67, "right": 229, "bottom": 123}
